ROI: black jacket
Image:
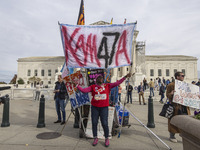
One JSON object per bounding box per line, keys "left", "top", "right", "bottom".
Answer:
{"left": 54, "top": 81, "right": 67, "bottom": 100}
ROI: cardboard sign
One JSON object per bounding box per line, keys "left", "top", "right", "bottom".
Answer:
{"left": 173, "top": 79, "right": 200, "bottom": 109}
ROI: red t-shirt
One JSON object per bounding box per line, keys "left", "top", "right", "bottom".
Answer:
{"left": 77, "top": 77, "right": 126, "bottom": 107}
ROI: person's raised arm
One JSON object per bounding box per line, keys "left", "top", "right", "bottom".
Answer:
{"left": 76, "top": 85, "right": 92, "bottom": 93}
{"left": 110, "top": 73, "right": 133, "bottom": 89}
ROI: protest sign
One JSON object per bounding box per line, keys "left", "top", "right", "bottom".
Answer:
{"left": 173, "top": 79, "right": 200, "bottom": 109}
{"left": 60, "top": 23, "right": 136, "bottom": 68}
{"left": 87, "top": 69, "right": 104, "bottom": 86}
{"left": 64, "top": 70, "right": 90, "bottom": 108}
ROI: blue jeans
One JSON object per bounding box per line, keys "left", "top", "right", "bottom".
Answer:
{"left": 127, "top": 92, "right": 132, "bottom": 103}
{"left": 91, "top": 106, "right": 109, "bottom": 138}
{"left": 150, "top": 87, "right": 154, "bottom": 96}
{"left": 35, "top": 91, "right": 40, "bottom": 100}
{"left": 160, "top": 93, "right": 164, "bottom": 102}
{"left": 55, "top": 98, "right": 66, "bottom": 121}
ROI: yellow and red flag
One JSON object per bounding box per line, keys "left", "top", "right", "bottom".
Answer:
{"left": 77, "top": 0, "right": 85, "bottom": 25}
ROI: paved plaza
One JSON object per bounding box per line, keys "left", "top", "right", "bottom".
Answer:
{"left": 0, "top": 91, "right": 187, "bottom": 150}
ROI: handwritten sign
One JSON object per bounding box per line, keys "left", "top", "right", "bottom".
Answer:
{"left": 173, "top": 79, "right": 200, "bottom": 109}
{"left": 60, "top": 23, "right": 136, "bottom": 68}
{"left": 87, "top": 69, "right": 104, "bottom": 86}
{"left": 64, "top": 70, "right": 90, "bottom": 108}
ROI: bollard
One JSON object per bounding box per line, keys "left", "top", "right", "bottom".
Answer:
{"left": 37, "top": 95, "right": 45, "bottom": 128}
{"left": 1, "top": 95, "right": 10, "bottom": 127}
{"left": 147, "top": 96, "right": 155, "bottom": 128}
{"left": 73, "top": 108, "right": 80, "bottom": 128}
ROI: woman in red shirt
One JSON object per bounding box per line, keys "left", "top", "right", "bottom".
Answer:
{"left": 77, "top": 73, "right": 131, "bottom": 147}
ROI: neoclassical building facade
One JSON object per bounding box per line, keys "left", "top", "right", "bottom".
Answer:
{"left": 17, "top": 55, "right": 198, "bottom": 87}
{"left": 17, "top": 56, "right": 65, "bottom": 87}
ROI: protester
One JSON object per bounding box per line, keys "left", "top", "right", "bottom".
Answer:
{"left": 54, "top": 75, "right": 67, "bottom": 125}
{"left": 191, "top": 81, "right": 196, "bottom": 85}
{"left": 166, "top": 72, "right": 191, "bottom": 143}
{"left": 126, "top": 83, "right": 133, "bottom": 104}
{"left": 159, "top": 83, "right": 165, "bottom": 103}
{"left": 35, "top": 82, "right": 41, "bottom": 100}
{"left": 196, "top": 79, "right": 200, "bottom": 86}
{"left": 171, "top": 77, "right": 175, "bottom": 82}
{"left": 77, "top": 73, "right": 132, "bottom": 147}
{"left": 143, "top": 78, "right": 147, "bottom": 90}
{"left": 118, "top": 85, "right": 122, "bottom": 102}
{"left": 149, "top": 78, "right": 154, "bottom": 97}
{"left": 162, "top": 77, "right": 166, "bottom": 85}
{"left": 137, "top": 82, "right": 146, "bottom": 105}
{"left": 158, "top": 77, "right": 161, "bottom": 88}
{"left": 166, "top": 79, "right": 170, "bottom": 86}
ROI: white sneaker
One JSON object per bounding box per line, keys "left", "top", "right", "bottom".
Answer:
{"left": 169, "top": 138, "right": 177, "bottom": 143}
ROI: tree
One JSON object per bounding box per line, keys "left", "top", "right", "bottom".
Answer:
{"left": 17, "top": 78, "right": 25, "bottom": 84}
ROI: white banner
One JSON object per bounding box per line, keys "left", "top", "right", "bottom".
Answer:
{"left": 60, "top": 23, "right": 136, "bottom": 68}
{"left": 173, "top": 79, "right": 200, "bottom": 109}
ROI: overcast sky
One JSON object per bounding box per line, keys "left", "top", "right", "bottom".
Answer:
{"left": 0, "top": 0, "right": 200, "bottom": 82}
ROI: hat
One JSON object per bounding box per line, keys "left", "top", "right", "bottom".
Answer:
{"left": 96, "top": 74, "right": 103, "bottom": 79}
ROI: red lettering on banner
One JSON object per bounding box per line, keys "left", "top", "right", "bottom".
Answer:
{"left": 115, "top": 30, "right": 130, "bottom": 66}
{"left": 85, "top": 34, "right": 101, "bottom": 67}
{"left": 62, "top": 26, "right": 84, "bottom": 67}
{"left": 62, "top": 26, "right": 101, "bottom": 67}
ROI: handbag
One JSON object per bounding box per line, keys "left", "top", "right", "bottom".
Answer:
{"left": 159, "top": 103, "right": 174, "bottom": 119}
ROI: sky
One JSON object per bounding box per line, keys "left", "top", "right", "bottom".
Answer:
{"left": 0, "top": 0, "right": 200, "bottom": 83}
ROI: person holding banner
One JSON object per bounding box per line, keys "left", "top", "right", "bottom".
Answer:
{"left": 76, "top": 73, "right": 132, "bottom": 147}
{"left": 166, "top": 72, "right": 191, "bottom": 143}
{"left": 54, "top": 75, "right": 68, "bottom": 125}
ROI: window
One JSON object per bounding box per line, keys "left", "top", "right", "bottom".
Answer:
{"left": 158, "top": 69, "right": 162, "bottom": 76}
{"left": 150, "top": 69, "right": 154, "bottom": 76}
{"left": 166, "top": 69, "right": 170, "bottom": 76}
{"left": 34, "top": 70, "right": 38, "bottom": 76}
{"left": 41, "top": 70, "right": 45, "bottom": 76}
{"left": 182, "top": 69, "right": 185, "bottom": 76}
{"left": 118, "top": 68, "right": 120, "bottom": 71}
{"left": 127, "top": 68, "right": 129, "bottom": 71}
{"left": 27, "top": 70, "right": 31, "bottom": 76}
{"left": 55, "top": 69, "right": 58, "bottom": 73}
{"left": 174, "top": 69, "right": 177, "bottom": 74}
{"left": 48, "top": 70, "right": 51, "bottom": 76}
{"left": 48, "top": 80, "right": 51, "bottom": 84}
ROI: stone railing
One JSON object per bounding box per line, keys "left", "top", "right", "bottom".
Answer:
{"left": 0, "top": 88, "right": 54, "bottom": 100}
{"left": 171, "top": 115, "right": 200, "bottom": 150}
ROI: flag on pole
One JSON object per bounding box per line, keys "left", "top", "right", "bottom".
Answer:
{"left": 77, "top": 0, "right": 85, "bottom": 25}
{"left": 62, "top": 0, "right": 85, "bottom": 78}
{"left": 110, "top": 18, "right": 113, "bottom": 25}
{"left": 124, "top": 18, "right": 127, "bottom": 24}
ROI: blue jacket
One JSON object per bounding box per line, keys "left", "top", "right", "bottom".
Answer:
{"left": 137, "top": 85, "right": 145, "bottom": 93}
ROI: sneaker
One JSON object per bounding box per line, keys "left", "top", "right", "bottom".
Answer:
{"left": 54, "top": 120, "right": 61, "bottom": 123}
{"left": 169, "top": 138, "right": 177, "bottom": 143}
{"left": 92, "top": 138, "right": 98, "bottom": 146}
{"left": 105, "top": 138, "right": 109, "bottom": 147}
{"left": 159, "top": 100, "right": 163, "bottom": 104}
{"left": 61, "top": 121, "right": 66, "bottom": 125}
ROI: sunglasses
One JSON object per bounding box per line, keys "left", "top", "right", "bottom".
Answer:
{"left": 180, "top": 75, "right": 185, "bottom": 77}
